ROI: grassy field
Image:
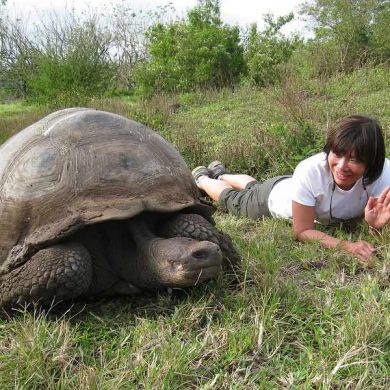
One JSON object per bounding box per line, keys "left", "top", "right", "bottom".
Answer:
{"left": 0, "top": 67, "right": 389, "bottom": 389}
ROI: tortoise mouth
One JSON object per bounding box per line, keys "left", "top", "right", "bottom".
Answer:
{"left": 180, "top": 264, "right": 222, "bottom": 285}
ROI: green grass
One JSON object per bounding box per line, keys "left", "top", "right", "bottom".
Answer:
{"left": 0, "top": 217, "right": 389, "bottom": 388}
{"left": 0, "top": 102, "right": 50, "bottom": 145}
{"left": 0, "top": 101, "right": 38, "bottom": 116}
{"left": 0, "top": 66, "right": 390, "bottom": 388}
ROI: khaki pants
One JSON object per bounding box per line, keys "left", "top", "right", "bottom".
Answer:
{"left": 219, "top": 175, "right": 291, "bottom": 219}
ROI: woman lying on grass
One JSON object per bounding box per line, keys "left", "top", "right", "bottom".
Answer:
{"left": 192, "top": 115, "right": 390, "bottom": 263}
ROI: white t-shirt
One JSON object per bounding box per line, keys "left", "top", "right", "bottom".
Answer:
{"left": 268, "top": 152, "right": 390, "bottom": 224}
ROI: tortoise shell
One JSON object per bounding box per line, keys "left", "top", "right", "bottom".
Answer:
{"left": 0, "top": 108, "right": 211, "bottom": 274}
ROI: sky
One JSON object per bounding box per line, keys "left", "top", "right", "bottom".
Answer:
{"left": 6, "top": 0, "right": 308, "bottom": 35}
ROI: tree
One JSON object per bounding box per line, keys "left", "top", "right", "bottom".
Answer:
{"left": 0, "top": 17, "right": 39, "bottom": 98}
{"left": 370, "top": 1, "right": 390, "bottom": 63}
{"left": 0, "top": 10, "right": 114, "bottom": 105}
{"left": 134, "top": 0, "right": 245, "bottom": 95}
{"left": 300, "top": 0, "right": 390, "bottom": 71}
{"left": 244, "top": 13, "right": 302, "bottom": 87}
{"left": 28, "top": 16, "right": 113, "bottom": 105}
{"left": 107, "top": 2, "right": 174, "bottom": 92}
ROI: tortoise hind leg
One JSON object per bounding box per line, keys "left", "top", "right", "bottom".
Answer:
{"left": 0, "top": 242, "right": 92, "bottom": 308}
{"left": 158, "top": 213, "right": 240, "bottom": 270}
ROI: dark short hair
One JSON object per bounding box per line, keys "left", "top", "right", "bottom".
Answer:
{"left": 323, "top": 115, "right": 385, "bottom": 185}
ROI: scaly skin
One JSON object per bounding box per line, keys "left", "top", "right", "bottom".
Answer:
{"left": 0, "top": 243, "right": 92, "bottom": 308}
{"left": 0, "top": 213, "right": 238, "bottom": 308}
{"left": 158, "top": 213, "right": 219, "bottom": 244}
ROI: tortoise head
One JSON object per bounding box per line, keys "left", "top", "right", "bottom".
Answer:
{"left": 135, "top": 237, "right": 223, "bottom": 289}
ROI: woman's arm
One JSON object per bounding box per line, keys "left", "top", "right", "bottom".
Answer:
{"left": 292, "top": 201, "right": 375, "bottom": 262}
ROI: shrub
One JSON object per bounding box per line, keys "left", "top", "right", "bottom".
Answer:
{"left": 26, "top": 19, "right": 113, "bottom": 106}
{"left": 134, "top": 0, "right": 245, "bottom": 96}
{"left": 243, "top": 14, "right": 302, "bottom": 87}
{"left": 0, "top": 10, "right": 114, "bottom": 106}
{"left": 299, "top": 0, "right": 390, "bottom": 74}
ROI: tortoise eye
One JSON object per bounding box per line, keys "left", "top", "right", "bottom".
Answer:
{"left": 193, "top": 250, "right": 207, "bottom": 259}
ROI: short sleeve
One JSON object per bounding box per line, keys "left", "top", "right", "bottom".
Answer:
{"left": 291, "top": 159, "right": 316, "bottom": 207}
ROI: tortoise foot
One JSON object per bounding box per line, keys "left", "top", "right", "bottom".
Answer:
{"left": 0, "top": 242, "right": 92, "bottom": 308}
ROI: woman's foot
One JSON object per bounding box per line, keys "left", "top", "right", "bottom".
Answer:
{"left": 192, "top": 164, "right": 233, "bottom": 201}
{"left": 192, "top": 166, "right": 209, "bottom": 185}
{"left": 207, "top": 161, "right": 227, "bottom": 179}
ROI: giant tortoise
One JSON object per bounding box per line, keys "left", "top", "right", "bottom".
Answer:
{"left": 0, "top": 108, "right": 239, "bottom": 307}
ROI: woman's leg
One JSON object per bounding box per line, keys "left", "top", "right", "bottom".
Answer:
{"left": 196, "top": 174, "right": 257, "bottom": 201}
{"left": 218, "top": 174, "right": 257, "bottom": 190}
{"left": 192, "top": 163, "right": 257, "bottom": 202}
{"left": 197, "top": 176, "right": 232, "bottom": 201}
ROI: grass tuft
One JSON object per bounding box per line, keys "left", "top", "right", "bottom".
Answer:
{"left": 0, "top": 66, "right": 389, "bottom": 388}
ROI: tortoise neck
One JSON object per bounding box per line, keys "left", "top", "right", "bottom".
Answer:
{"left": 126, "top": 215, "right": 156, "bottom": 241}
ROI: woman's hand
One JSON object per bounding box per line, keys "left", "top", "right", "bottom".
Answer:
{"left": 365, "top": 186, "right": 390, "bottom": 229}
{"left": 341, "top": 240, "right": 376, "bottom": 265}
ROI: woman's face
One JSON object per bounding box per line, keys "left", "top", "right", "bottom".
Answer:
{"left": 328, "top": 151, "right": 366, "bottom": 190}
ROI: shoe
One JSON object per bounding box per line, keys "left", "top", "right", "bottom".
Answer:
{"left": 192, "top": 166, "right": 209, "bottom": 183}
{"left": 207, "top": 160, "right": 227, "bottom": 179}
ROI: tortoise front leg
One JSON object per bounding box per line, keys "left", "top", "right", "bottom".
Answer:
{"left": 158, "top": 213, "right": 240, "bottom": 270}
{"left": 0, "top": 242, "right": 92, "bottom": 308}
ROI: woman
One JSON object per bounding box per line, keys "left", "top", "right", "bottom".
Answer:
{"left": 192, "top": 115, "right": 390, "bottom": 262}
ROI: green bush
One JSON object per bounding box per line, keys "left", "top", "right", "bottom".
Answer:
{"left": 26, "top": 20, "right": 113, "bottom": 106}
{"left": 244, "top": 14, "right": 302, "bottom": 87}
{"left": 134, "top": 0, "right": 245, "bottom": 96}
{"left": 299, "top": 0, "right": 390, "bottom": 74}
{"left": 370, "top": 2, "right": 390, "bottom": 63}
{"left": 287, "top": 40, "right": 341, "bottom": 79}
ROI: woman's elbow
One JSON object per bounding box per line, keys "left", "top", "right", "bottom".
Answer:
{"left": 292, "top": 227, "right": 309, "bottom": 241}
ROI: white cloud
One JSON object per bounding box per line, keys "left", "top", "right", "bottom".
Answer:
{"left": 7, "top": 0, "right": 305, "bottom": 34}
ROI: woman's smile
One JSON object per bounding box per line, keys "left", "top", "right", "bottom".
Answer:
{"left": 328, "top": 150, "right": 366, "bottom": 190}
